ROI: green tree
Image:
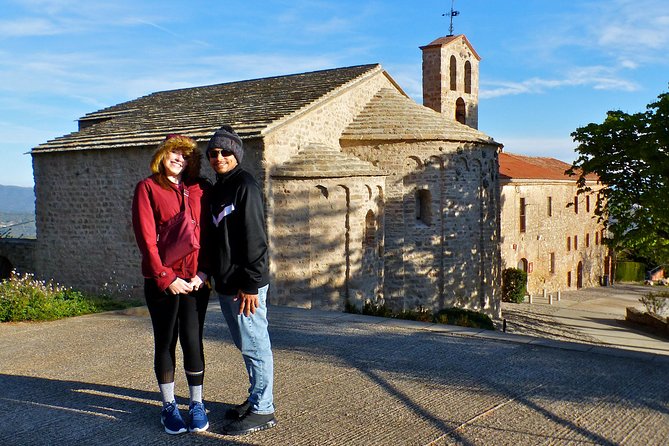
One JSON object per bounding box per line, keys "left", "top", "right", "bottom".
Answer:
{"left": 567, "top": 89, "right": 669, "bottom": 265}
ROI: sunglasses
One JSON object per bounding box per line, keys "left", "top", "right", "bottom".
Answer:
{"left": 208, "top": 149, "right": 234, "bottom": 158}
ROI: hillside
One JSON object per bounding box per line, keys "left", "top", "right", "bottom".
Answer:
{"left": 0, "top": 185, "right": 34, "bottom": 213}
{"left": 0, "top": 185, "right": 36, "bottom": 238}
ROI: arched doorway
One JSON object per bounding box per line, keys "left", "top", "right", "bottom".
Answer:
{"left": 517, "top": 258, "right": 528, "bottom": 273}
{"left": 0, "top": 256, "right": 13, "bottom": 280}
{"left": 577, "top": 261, "right": 583, "bottom": 289}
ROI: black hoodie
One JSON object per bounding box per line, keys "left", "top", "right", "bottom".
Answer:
{"left": 210, "top": 165, "right": 269, "bottom": 295}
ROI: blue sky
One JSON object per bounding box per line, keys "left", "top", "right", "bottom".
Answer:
{"left": 2, "top": 0, "right": 668, "bottom": 188}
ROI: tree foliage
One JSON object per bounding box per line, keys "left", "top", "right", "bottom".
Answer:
{"left": 502, "top": 267, "right": 527, "bottom": 303}
{"left": 567, "top": 89, "right": 669, "bottom": 265}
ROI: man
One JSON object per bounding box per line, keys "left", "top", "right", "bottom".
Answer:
{"left": 206, "top": 125, "right": 277, "bottom": 436}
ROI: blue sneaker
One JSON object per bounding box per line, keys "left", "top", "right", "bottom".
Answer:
{"left": 188, "top": 401, "right": 209, "bottom": 432}
{"left": 161, "top": 401, "right": 187, "bottom": 435}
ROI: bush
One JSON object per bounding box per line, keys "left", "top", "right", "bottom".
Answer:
{"left": 502, "top": 268, "right": 527, "bottom": 303}
{"left": 362, "top": 300, "right": 394, "bottom": 318}
{"left": 396, "top": 306, "right": 433, "bottom": 322}
{"left": 0, "top": 272, "right": 138, "bottom": 323}
{"left": 615, "top": 261, "right": 646, "bottom": 282}
{"left": 345, "top": 299, "right": 495, "bottom": 330}
{"left": 433, "top": 308, "right": 495, "bottom": 329}
{"left": 639, "top": 291, "right": 669, "bottom": 316}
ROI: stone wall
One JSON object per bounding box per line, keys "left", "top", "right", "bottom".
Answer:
{"left": 32, "top": 148, "right": 151, "bottom": 297}
{"left": 500, "top": 181, "right": 608, "bottom": 295}
{"left": 0, "top": 238, "right": 36, "bottom": 278}
{"left": 269, "top": 176, "right": 384, "bottom": 311}
{"left": 343, "top": 140, "right": 501, "bottom": 318}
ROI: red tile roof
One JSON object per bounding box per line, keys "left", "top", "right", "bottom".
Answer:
{"left": 499, "top": 152, "right": 597, "bottom": 181}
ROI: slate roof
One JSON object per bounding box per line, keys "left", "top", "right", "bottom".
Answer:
{"left": 272, "top": 143, "right": 384, "bottom": 179}
{"left": 340, "top": 88, "right": 497, "bottom": 145}
{"left": 32, "top": 64, "right": 383, "bottom": 153}
{"left": 499, "top": 152, "right": 598, "bottom": 182}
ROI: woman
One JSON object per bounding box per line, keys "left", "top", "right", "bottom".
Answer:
{"left": 131, "top": 134, "right": 212, "bottom": 435}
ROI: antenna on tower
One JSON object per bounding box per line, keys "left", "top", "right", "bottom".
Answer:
{"left": 442, "top": 0, "right": 460, "bottom": 36}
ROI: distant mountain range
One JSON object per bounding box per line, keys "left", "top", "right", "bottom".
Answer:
{"left": 0, "top": 185, "right": 34, "bottom": 213}
{"left": 0, "top": 185, "right": 35, "bottom": 238}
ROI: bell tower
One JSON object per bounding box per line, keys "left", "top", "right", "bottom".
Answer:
{"left": 420, "top": 34, "right": 480, "bottom": 129}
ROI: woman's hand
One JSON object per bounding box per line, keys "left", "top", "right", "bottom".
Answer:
{"left": 167, "top": 277, "right": 193, "bottom": 295}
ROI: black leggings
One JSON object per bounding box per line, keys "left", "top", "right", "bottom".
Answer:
{"left": 144, "top": 279, "right": 209, "bottom": 386}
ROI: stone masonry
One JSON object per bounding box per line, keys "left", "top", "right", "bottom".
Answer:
{"left": 499, "top": 153, "right": 609, "bottom": 297}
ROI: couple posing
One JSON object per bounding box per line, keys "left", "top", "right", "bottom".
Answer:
{"left": 131, "top": 126, "right": 275, "bottom": 436}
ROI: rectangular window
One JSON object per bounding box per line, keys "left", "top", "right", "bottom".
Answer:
{"left": 567, "top": 236, "right": 571, "bottom": 251}
{"left": 567, "top": 271, "right": 572, "bottom": 287}
{"left": 586, "top": 195, "right": 591, "bottom": 213}
{"left": 549, "top": 252, "right": 555, "bottom": 274}
{"left": 595, "top": 232, "right": 599, "bottom": 245}
{"left": 547, "top": 196, "right": 552, "bottom": 217}
{"left": 574, "top": 196, "right": 579, "bottom": 214}
{"left": 519, "top": 198, "right": 526, "bottom": 233}
{"left": 586, "top": 233, "right": 590, "bottom": 247}
{"left": 574, "top": 235, "right": 578, "bottom": 250}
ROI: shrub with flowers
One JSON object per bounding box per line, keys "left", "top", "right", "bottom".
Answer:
{"left": 0, "top": 271, "right": 135, "bottom": 322}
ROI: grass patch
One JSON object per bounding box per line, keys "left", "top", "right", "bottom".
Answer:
{"left": 0, "top": 272, "right": 141, "bottom": 323}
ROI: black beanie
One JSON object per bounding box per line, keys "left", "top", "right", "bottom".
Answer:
{"left": 207, "top": 125, "right": 243, "bottom": 164}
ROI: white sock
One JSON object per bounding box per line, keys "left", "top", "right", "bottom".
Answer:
{"left": 189, "top": 385, "right": 203, "bottom": 404}
{"left": 159, "top": 382, "right": 175, "bottom": 404}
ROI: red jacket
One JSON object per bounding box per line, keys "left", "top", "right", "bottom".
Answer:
{"left": 132, "top": 175, "right": 213, "bottom": 291}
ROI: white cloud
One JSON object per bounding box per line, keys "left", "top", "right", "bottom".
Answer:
{"left": 0, "top": 18, "right": 60, "bottom": 36}
{"left": 481, "top": 66, "right": 639, "bottom": 99}
{"left": 580, "top": 0, "right": 669, "bottom": 66}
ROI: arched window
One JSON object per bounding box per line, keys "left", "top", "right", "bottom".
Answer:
{"left": 449, "top": 55, "right": 457, "bottom": 91}
{"left": 415, "top": 189, "right": 432, "bottom": 226}
{"left": 364, "top": 210, "right": 377, "bottom": 248}
{"left": 464, "top": 60, "right": 472, "bottom": 94}
{"left": 455, "top": 98, "right": 466, "bottom": 124}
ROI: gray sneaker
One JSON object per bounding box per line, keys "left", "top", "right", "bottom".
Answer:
{"left": 223, "top": 408, "right": 277, "bottom": 436}
{"left": 224, "top": 399, "right": 251, "bottom": 420}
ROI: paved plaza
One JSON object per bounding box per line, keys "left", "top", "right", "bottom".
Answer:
{"left": 1, "top": 284, "right": 667, "bottom": 445}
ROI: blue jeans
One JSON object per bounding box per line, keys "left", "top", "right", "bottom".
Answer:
{"left": 218, "top": 285, "right": 274, "bottom": 414}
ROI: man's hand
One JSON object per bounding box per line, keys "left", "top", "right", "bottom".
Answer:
{"left": 190, "top": 271, "right": 208, "bottom": 291}
{"left": 167, "top": 277, "right": 193, "bottom": 295}
{"left": 234, "top": 290, "right": 259, "bottom": 316}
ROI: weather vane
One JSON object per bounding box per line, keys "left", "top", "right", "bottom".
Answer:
{"left": 442, "top": 0, "right": 460, "bottom": 36}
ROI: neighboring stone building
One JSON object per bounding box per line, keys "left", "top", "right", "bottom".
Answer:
{"left": 29, "top": 34, "right": 502, "bottom": 317}
{"left": 499, "top": 152, "right": 611, "bottom": 297}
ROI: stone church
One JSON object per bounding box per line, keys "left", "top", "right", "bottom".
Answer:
{"left": 30, "top": 34, "right": 502, "bottom": 318}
